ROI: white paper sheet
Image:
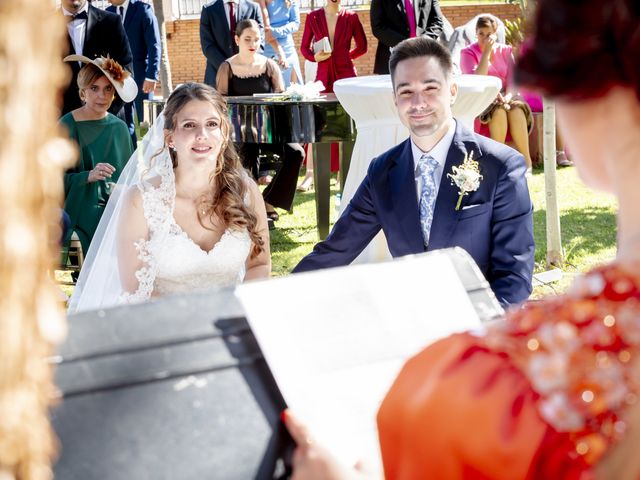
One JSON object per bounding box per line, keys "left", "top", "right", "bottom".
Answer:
{"left": 236, "top": 251, "right": 483, "bottom": 470}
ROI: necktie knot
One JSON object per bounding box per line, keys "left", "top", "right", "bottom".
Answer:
{"left": 118, "top": 6, "right": 124, "bottom": 18}
{"left": 418, "top": 155, "right": 438, "bottom": 176}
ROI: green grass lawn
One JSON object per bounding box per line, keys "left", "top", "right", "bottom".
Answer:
{"left": 527, "top": 164, "right": 617, "bottom": 297}
{"left": 59, "top": 165, "right": 618, "bottom": 301}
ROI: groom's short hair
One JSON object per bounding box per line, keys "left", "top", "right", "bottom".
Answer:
{"left": 389, "top": 37, "right": 453, "bottom": 89}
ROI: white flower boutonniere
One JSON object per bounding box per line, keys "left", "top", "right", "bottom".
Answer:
{"left": 447, "top": 151, "right": 483, "bottom": 211}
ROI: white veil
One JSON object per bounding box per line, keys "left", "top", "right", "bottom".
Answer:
{"left": 68, "top": 114, "right": 171, "bottom": 314}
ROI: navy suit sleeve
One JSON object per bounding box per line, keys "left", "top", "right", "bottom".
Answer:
{"left": 489, "top": 151, "right": 534, "bottom": 306}
{"left": 292, "top": 163, "right": 383, "bottom": 273}
{"left": 200, "top": 6, "right": 227, "bottom": 70}
{"left": 142, "top": 4, "right": 161, "bottom": 80}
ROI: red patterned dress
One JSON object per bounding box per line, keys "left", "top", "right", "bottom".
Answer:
{"left": 378, "top": 262, "right": 640, "bottom": 479}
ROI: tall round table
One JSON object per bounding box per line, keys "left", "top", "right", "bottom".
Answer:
{"left": 333, "top": 74, "right": 501, "bottom": 264}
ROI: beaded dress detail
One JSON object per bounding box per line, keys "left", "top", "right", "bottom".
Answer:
{"left": 484, "top": 262, "right": 640, "bottom": 467}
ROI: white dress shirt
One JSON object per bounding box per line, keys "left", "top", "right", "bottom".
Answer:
{"left": 63, "top": 3, "right": 89, "bottom": 56}
{"left": 411, "top": 118, "right": 457, "bottom": 202}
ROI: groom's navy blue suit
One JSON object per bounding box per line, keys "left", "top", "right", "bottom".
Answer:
{"left": 293, "top": 122, "right": 535, "bottom": 307}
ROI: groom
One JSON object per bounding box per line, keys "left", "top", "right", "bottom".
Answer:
{"left": 293, "top": 37, "right": 534, "bottom": 307}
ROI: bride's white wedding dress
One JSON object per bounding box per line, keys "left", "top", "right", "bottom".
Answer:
{"left": 123, "top": 162, "right": 251, "bottom": 302}
{"left": 68, "top": 114, "right": 252, "bottom": 313}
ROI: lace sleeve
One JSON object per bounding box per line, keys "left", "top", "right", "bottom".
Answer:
{"left": 266, "top": 59, "right": 285, "bottom": 93}
{"left": 117, "top": 186, "right": 153, "bottom": 303}
{"left": 216, "top": 61, "right": 231, "bottom": 95}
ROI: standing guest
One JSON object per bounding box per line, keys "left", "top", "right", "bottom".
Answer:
{"left": 217, "top": 19, "right": 305, "bottom": 226}
{"left": 200, "top": 0, "right": 264, "bottom": 87}
{"left": 300, "top": 0, "right": 367, "bottom": 94}
{"left": 60, "top": 0, "right": 133, "bottom": 116}
{"left": 285, "top": 0, "right": 640, "bottom": 478}
{"left": 460, "top": 15, "right": 534, "bottom": 172}
{"left": 107, "top": 0, "right": 162, "bottom": 148}
{"left": 299, "top": 0, "right": 367, "bottom": 187}
{"left": 69, "top": 83, "right": 271, "bottom": 312}
{"left": 258, "top": 0, "right": 302, "bottom": 86}
{"left": 293, "top": 37, "right": 534, "bottom": 308}
{"left": 61, "top": 56, "right": 136, "bottom": 256}
{"left": 370, "top": 0, "right": 444, "bottom": 75}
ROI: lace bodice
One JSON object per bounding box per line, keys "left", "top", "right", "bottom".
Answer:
{"left": 121, "top": 153, "right": 251, "bottom": 303}
{"left": 153, "top": 223, "right": 250, "bottom": 296}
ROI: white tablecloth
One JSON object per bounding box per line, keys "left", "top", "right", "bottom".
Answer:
{"left": 333, "top": 74, "right": 501, "bottom": 264}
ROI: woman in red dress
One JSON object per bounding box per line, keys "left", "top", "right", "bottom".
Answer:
{"left": 284, "top": 0, "right": 640, "bottom": 478}
{"left": 297, "top": 0, "right": 367, "bottom": 189}
{"left": 299, "top": 0, "right": 367, "bottom": 94}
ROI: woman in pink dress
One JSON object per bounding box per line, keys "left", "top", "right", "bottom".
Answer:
{"left": 461, "top": 15, "right": 533, "bottom": 172}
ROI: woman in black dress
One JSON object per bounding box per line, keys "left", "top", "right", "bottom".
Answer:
{"left": 217, "top": 19, "right": 305, "bottom": 225}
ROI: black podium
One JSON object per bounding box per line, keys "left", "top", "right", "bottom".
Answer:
{"left": 52, "top": 248, "right": 502, "bottom": 479}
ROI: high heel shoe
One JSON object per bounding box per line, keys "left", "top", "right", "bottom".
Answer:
{"left": 297, "top": 175, "right": 313, "bottom": 192}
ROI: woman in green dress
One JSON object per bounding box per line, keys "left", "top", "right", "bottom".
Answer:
{"left": 61, "top": 55, "right": 137, "bottom": 254}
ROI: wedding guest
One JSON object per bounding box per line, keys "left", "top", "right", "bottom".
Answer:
{"left": 217, "top": 19, "right": 305, "bottom": 225}
{"left": 107, "top": 0, "right": 162, "bottom": 148}
{"left": 200, "top": 0, "right": 263, "bottom": 86}
{"left": 60, "top": 0, "right": 133, "bottom": 116}
{"left": 285, "top": 0, "right": 640, "bottom": 478}
{"left": 299, "top": 0, "right": 367, "bottom": 188}
{"left": 61, "top": 56, "right": 136, "bottom": 255}
{"left": 460, "top": 14, "right": 534, "bottom": 172}
{"left": 258, "top": 0, "right": 302, "bottom": 86}
{"left": 300, "top": 0, "right": 366, "bottom": 95}
{"left": 370, "top": 0, "right": 445, "bottom": 75}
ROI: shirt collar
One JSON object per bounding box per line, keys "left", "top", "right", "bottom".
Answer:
{"left": 119, "top": 0, "right": 131, "bottom": 11}
{"left": 62, "top": 2, "right": 89, "bottom": 17}
{"left": 411, "top": 118, "right": 457, "bottom": 173}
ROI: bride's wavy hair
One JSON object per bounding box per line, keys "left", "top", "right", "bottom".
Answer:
{"left": 162, "top": 82, "right": 264, "bottom": 257}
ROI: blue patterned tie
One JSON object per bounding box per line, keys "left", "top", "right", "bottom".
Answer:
{"left": 418, "top": 154, "right": 439, "bottom": 246}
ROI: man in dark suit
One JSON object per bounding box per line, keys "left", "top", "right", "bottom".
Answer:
{"left": 293, "top": 38, "right": 534, "bottom": 307}
{"left": 61, "top": 0, "right": 133, "bottom": 116}
{"left": 370, "top": 0, "right": 445, "bottom": 74}
{"left": 107, "top": 0, "right": 161, "bottom": 147}
{"left": 199, "top": 0, "right": 263, "bottom": 86}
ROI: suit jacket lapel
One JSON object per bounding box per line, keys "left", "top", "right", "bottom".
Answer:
{"left": 84, "top": 6, "right": 97, "bottom": 54}
{"left": 416, "top": 0, "right": 426, "bottom": 32}
{"left": 428, "top": 122, "right": 483, "bottom": 250}
{"left": 395, "top": 0, "right": 409, "bottom": 29}
{"left": 390, "top": 139, "right": 424, "bottom": 253}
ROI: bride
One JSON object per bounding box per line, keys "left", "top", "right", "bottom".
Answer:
{"left": 68, "top": 83, "right": 271, "bottom": 313}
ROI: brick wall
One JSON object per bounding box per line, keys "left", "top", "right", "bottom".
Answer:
{"left": 165, "top": 3, "right": 521, "bottom": 86}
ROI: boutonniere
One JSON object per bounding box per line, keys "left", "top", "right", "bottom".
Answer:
{"left": 447, "top": 151, "right": 483, "bottom": 211}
